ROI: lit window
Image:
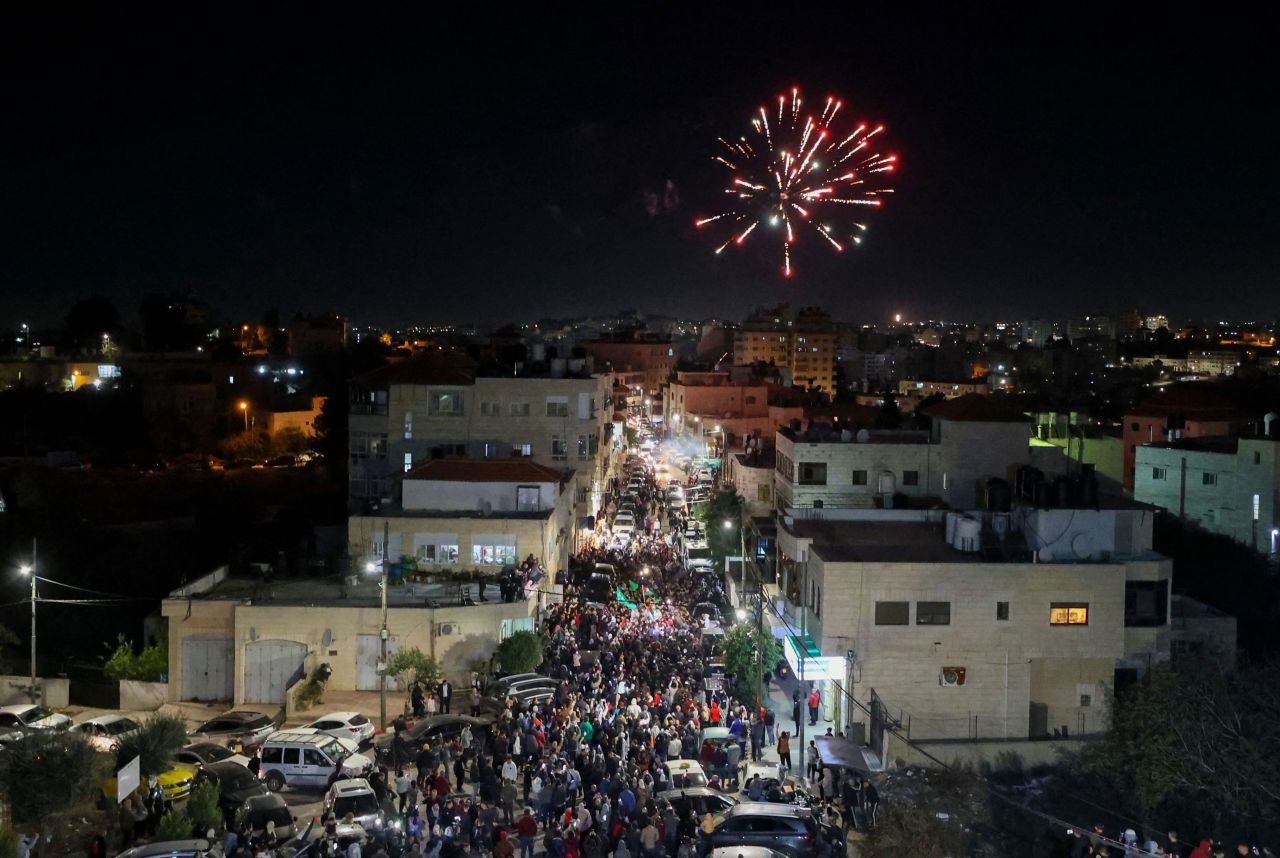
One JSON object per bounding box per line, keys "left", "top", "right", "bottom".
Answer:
{"left": 403, "top": 412, "right": 413, "bottom": 440}
{"left": 1049, "top": 603, "right": 1089, "bottom": 625}
{"left": 403, "top": 453, "right": 413, "bottom": 473}
{"left": 429, "top": 392, "right": 464, "bottom": 416}
{"left": 551, "top": 435, "right": 567, "bottom": 461}
{"left": 1254, "top": 493, "right": 1261, "bottom": 521}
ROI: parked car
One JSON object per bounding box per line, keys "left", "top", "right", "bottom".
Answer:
{"left": 658, "top": 786, "right": 738, "bottom": 819}
{"left": 258, "top": 732, "right": 373, "bottom": 792}
{"left": 303, "top": 711, "right": 375, "bottom": 744}
{"left": 268, "top": 729, "right": 372, "bottom": 777}
{"left": 106, "top": 763, "right": 198, "bottom": 802}
{"left": 710, "top": 847, "right": 792, "bottom": 858}
{"left": 0, "top": 704, "right": 71, "bottom": 732}
{"left": 375, "top": 714, "right": 491, "bottom": 766}
{"left": 175, "top": 742, "right": 251, "bottom": 769}
{"left": 193, "top": 760, "right": 270, "bottom": 819}
{"left": 188, "top": 710, "right": 276, "bottom": 749}
{"left": 234, "top": 793, "right": 297, "bottom": 842}
{"left": 117, "top": 840, "right": 211, "bottom": 858}
{"left": 487, "top": 676, "right": 558, "bottom": 699}
{"left": 478, "top": 685, "right": 554, "bottom": 714}
{"left": 73, "top": 714, "right": 142, "bottom": 751}
{"left": 664, "top": 759, "right": 709, "bottom": 789}
{"left": 0, "top": 726, "right": 27, "bottom": 750}
{"left": 707, "top": 803, "right": 822, "bottom": 858}
{"left": 324, "top": 778, "right": 385, "bottom": 832}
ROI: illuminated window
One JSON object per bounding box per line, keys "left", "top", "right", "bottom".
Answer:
{"left": 429, "top": 392, "right": 464, "bottom": 416}
{"left": 1254, "top": 494, "right": 1261, "bottom": 521}
{"left": 1049, "top": 603, "right": 1089, "bottom": 625}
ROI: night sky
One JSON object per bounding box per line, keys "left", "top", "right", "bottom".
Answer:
{"left": 2, "top": 9, "right": 1276, "bottom": 329}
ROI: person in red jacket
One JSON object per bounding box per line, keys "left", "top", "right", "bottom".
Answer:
{"left": 516, "top": 808, "right": 539, "bottom": 858}
{"left": 807, "top": 688, "right": 821, "bottom": 726}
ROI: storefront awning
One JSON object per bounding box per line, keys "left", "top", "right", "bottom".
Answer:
{"left": 783, "top": 634, "right": 847, "bottom": 681}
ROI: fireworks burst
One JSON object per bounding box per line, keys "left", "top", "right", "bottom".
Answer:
{"left": 695, "top": 87, "right": 898, "bottom": 277}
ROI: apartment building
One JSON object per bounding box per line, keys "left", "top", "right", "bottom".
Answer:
{"left": 1134, "top": 430, "right": 1280, "bottom": 555}
{"left": 1121, "top": 386, "right": 1244, "bottom": 491}
{"left": 733, "top": 305, "right": 837, "bottom": 397}
{"left": 578, "top": 333, "right": 676, "bottom": 398}
{"left": 348, "top": 351, "right": 610, "bottom": 515}
{"left": 772, "top": 394, "right": 1031, "bottom": 512}
{"left": 348, "top": 458, "right": 577, "bottom": 577}
{"left": 771, "top": 502, "right": 1173, "bottom": 747}
{"left": 662, "top": 370, "right": 773, "bottom": 448}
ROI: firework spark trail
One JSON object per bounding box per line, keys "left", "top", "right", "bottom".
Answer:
{"left": 695, "top": 86, "right": 898, "bottom": 276}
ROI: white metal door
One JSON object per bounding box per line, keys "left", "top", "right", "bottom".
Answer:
{"left": 243, "top": 641, "right": 307, "bottom": 703}
{"left": 355, "top": 634, "right": 400, "bottom": 691}
{"left": 182, "top": 637, "right": 232, "bottom": 701}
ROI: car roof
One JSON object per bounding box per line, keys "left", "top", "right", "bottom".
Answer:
{"left": 0, "top": 704, "right": 36, "bottom": 714}
{"left": 701, "top": 727, "right": 732, "bottom": 739}
{"left": 312, "top": 711, "right": 362, "bottom": 721}
{"left": 331, "top": 778, "right": 374, "bottom": 793}
{"left": 264, "top": 731, "right": 334, "bottom": 744}
{"left": 119, "top": 840, "right": 212, "bottom": 858}
{"left": 224, "top": 710, "right": 270, "bottom": 721}
{"left": 79, "top": 714, "right": 130, "bottom": 725}
{"left": 726, "top": 802, "right": 810, "bottom": 817}
{"left": 665, "top": 760, "right": 706, "bottom": 772}
{"left": 657, "top": 786, "right": 724, "bottom": 798}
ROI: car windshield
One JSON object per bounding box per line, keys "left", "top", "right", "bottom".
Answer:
{"left": 23, "top": 707, "right": 53, "bottom": 722}
{"left": 711, "top": 809, "right": 732, "bottom": 829}
{"left": 318, "top": 737, "right": 347, "bottom": 760}
{"left": 349, "top": 714, "right": 369, "bottom": 726}
{"left": 334, "top": 794, "right": 379, "bottom": 817}
{"left": 195, "top": 744, "right": 233, "bottom": 762}
{"left": 687, "top": 548, "right": 711, "bottom": 560}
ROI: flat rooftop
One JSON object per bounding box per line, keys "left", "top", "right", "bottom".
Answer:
{"left": 168, "top": 574, "right": 522, "bottom": 608}
{"left": 792, "top": 519, "right": 1029, "bottom": 564}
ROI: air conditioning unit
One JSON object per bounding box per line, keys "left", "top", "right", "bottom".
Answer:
{"left": 940, "top": 666, "right": 967, "bottom": 687}
{"left": 437, "top": 622, "right": 460, "bottom": 637}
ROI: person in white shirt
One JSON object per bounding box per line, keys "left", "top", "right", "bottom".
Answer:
{"left": 502, "top": 757, "right": 518, "bottom": 783}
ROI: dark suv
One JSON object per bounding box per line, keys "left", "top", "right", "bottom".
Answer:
{"left": 707, "top": 802, "right": 822, "bottom": 858}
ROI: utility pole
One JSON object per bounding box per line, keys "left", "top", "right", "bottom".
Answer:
{"left": 27, "top": 539, "right": 37, "bottom": 703}
{"left": 379, "top": 521, "right": 390, "bottom": 731}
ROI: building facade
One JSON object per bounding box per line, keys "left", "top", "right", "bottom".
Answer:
{"left": 1134, "top": 435, "right": 1280, "bottom": 555}
{"left": 733, "top": 306, "right": 836, "bottom": 397}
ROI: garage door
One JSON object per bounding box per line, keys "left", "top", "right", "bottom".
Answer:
{"left": 182, "top": 637, "right": 233, "bottom": 701}
{"left": 243, "top": 640, "right": 307, "bottom": 704}
{"left": 355, "top": 634, "right": 400, "bottom": 691}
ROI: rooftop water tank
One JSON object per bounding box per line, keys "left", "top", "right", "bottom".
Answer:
{"left": 954, "top": 516, "right": 981, "bottom": 552}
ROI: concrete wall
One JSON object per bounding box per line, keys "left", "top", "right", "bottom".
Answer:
{"left": 0, "top": 676, "right": 69, "bottom": 708}
{"left": 727, "top": 455, "right": 773, "bottom": 516}
{"left": 813, "top": 553, "right": 1154, "bottom": 740}
{"left": 884, "top": 733, "right": 1093, "bottom": 770}
{"left": 120, "top": 680, "right": 169, "bottom": 711}
{"left": 163, "top": 597, "right": 536, "bottom": 704}
{"left": 774, "top": 434, "right": 931, "bottom": 510}
{"left": 934, "top": 419, "right": 1031, "bottom": 509}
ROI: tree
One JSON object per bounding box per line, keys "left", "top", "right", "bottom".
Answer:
{"left": 115, "top": 714, "right": 187, "bottom": 777}
{"left": 186, "top": 780, "right": 223, "bottom": 834}
{"left": 64, "top": 296, "right": 121, "bottom": 350}
{"left": 495, "top": 630, "right": 544, "bottom": 675}
{"left": 1073, "top": 660, "right": 1280, "bottom": 840}
{"left": 720, "top": 624, "right": 781, "bottom": 706}
{"left": 1, "top": 731, "right": 107, "bottom": 828}
{"left": 695, "top": 488, "right": 744, "bottom": 567}
{"left": 155, "top": 809, "right": 196, "bottom": 841}
{"left": 103, "top": 634, "right": 168, "bottom": 681}
{"left": 386, "top": 647, "right": 443, "bottom": 690}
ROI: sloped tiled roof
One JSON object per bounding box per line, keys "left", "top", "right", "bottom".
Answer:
{"left": 404, "top": 458, "right": 566, "bottom": 483}
{"left": 920, "top": 393, "right": 1029, "bottom": 423}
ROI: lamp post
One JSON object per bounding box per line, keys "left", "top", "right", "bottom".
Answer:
{"left": 18, "top": 539, "right": 36, "bottom": 703}
{"left": 369, "top": 521, "right": 391, "bottom": 731}
{"left": 238, "top": 400, "right": 250, "bottom": 433}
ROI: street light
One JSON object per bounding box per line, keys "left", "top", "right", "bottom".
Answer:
{"left": 735, "top": 608, "right": 747, "bottom": 622}
{"left": 238, "top": 400, "right": 250, "bottom": 432}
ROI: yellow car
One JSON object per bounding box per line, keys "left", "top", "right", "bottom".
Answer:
{"left": 104, "top": 762, "right": 199, "bottom": 802}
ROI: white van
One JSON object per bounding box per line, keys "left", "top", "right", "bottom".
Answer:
{"left": 259, "top": 731, "right": 373, "bottom": 792}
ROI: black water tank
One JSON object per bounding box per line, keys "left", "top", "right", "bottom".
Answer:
{"left": 987, "top": 478, "right": 1012, "bottom": 512}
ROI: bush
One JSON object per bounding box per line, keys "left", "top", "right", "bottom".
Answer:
{"left": 294, "top": 663, "right": 331, "bottom": 710}
{"left": 186, "top": 780, "right": 222, "bottom": 834}
{"left": 2, "top": 731, "right": 106, "bottom": 828}
{"left": 103, "top": 634, "right": 168, "bottom": 682}
{"left": 115, "top": 714, "right": 187, "bottom": 777}
{"left": 720, "top": 624, "right": 781, "bottom": 706}
{"left": 386, "top": 647, "right": 443, "bottom": 689}
{"left": 495, "top": 630, "right": 544, "bottom": 675}
{"left": 154, "top": 810, "right": 195, "bottom": 841}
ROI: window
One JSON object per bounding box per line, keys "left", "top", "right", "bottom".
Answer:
{"left": 509, "top": 402, "right": 531, "bottom": 417}
{"left": 403, "top": 412, "right": 413, "bottom": 440}
{"left": 546, "top": 397, "right": 569, "bottom": 417}
{"left": 303, "top": 748, "right": 330, "bottom": 766}
{"left": 874, "top": 601, "right": 909, "bottom": 625}
{"left": 472, "top": 544, "right": 518, "bottom": 566}
{"left": 282, "top": 748, "right": 300, "bottom": 765}
{"left": 1050, "top": 603, "right": 1089, "bottom": 625}
{"left": 996, "top": 601, "right": 1009, "bottom": 621}
{"left": 438, "top": 545, "right": 459, "bottom": 564}
{"left": 757, "top": 484, "right": 772, "bottom": 502}
{"left": 1151, "top": 467, "right": 1167, "bottom": 481}
{"left": 480, "top": 401, "right": 501, "bottom": 417}
{"left": 416, "top": 544, "right": 436, "bottom": 563}
{"left": 903, "top": 470, "right": 919, "bottom": 486}
{"left": 798, "top": 462, "right": 827, "bottom": 485}
{"left": 370, "top": 434, "right": 388, "bottom": 460}
{"left": 916, "top": 601, "right": 951, "bottom": 625}
{"left": 403, "top": 453, "right": 413, "bottom": 473}
{"left": 578, "top": 435, "right": 590, "bottom": 459}
{"left": 551, "top": 435, "right": 567, "bottom": 461}
{"left": 350, "top": 434, "right": 369, "bottom": 460}
{"left": 429, "top": 391, "right": 464, "bottom": 416}
{"left": 1255, "top": 451, "right": 1262, "bottom": 465}
{"left": 1125, "top": 580, "right": 1169, "bottom": 627}
{"left": 1253, "top": 493, "right": 1261, "bottom": 521}
{"left": 516, "top": 486, "right": 541, "bottom": 511}
{"left": 261, "top": 746, "right": 283, "bottom": 765}
{"left": 1202, "top": 472, "right": 1217, "bottom": 486}
{"left": 512, "top": 443, "right": 532, "bottom": 457}
{"left": 1131, "top": 422, "right": 1140, "bottom": 432}
{"left": 852, "top": 469, "right": 868, "bottom": 486}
